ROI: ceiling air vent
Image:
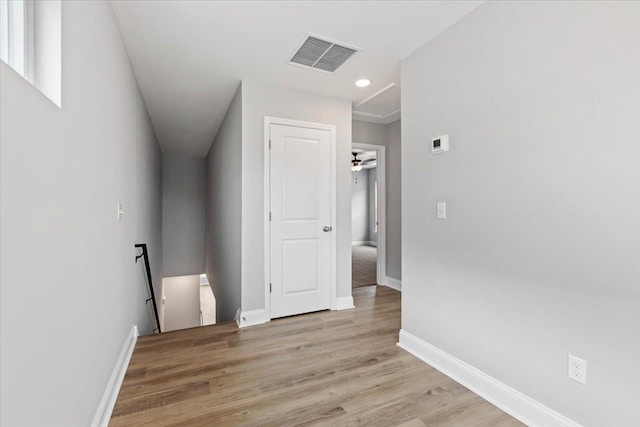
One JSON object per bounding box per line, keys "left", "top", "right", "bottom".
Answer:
{"left": 290, "top": 36, "right": 357, "bottom": 73}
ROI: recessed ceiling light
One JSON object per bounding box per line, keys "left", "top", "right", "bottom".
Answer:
{"left": 355, "top": 78, "right": 371, "bottom": 88}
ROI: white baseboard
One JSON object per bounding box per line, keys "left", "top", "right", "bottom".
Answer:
{"left": 397, "top": 330, "right": 581, "bottom": 427}
{"left": 91, "top": 325, "right": 138, "bottom": 427}
{"left": 237, "top": 309, "right": 267, "bottom": 328}
{"left": 335, "top": 295, "right": 355, "bottom": 310}
{"left": 383, "top": 276, "right": 401, "bottom": 291}
{"left": 239, "top": 298, "right": 354, "bottom": 326}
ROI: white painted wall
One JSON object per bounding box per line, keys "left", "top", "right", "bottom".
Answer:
{"left": 401, "top": 2, "right": 640, "bottom": 425}
{"left": 242, "top": 80, "right": 352, "bottom": 312}
{"left": 367, "top": 167, "right": 377, "bottom": 243}
{"left": 351, "top": 169, "right": 369, "bottom": 243}
{"left": 205, "top": 83, "right": 242, "bottom": 322}
{"left": 0, "top": 1, "right": 163, "bottom": 424}
{"left": 162, "top": 152, "right": 205, "bottom": 277}
{"left": 352, "top": 120, "right": 401, "bottom": 280}
{"left": 163, "top": 275, "right": 200, "bottom": 332}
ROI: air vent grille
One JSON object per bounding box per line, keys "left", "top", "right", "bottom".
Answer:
{"left": 290, "top": 36, "right": 357, "bottom": 73}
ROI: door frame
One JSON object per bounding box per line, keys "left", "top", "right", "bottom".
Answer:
{"left": 263, "top": 117, "right": 337, "bottom": 320}
{"left": 352, "top": 142, "right": 386, "bottom": 287}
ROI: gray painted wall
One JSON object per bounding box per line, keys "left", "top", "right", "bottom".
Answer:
{"left": 205, "top": 83, "right": 242, "bottom": 322}
{"left": 242, "top": 80, "right": 353, "bottom": 312}
{"left": 162, "top": 152, "right": 205, "bottom": 277}
{"left": 0, "top": 1, "right": 163, "bottom": 424}
{"left": 352, "top": 121, "right": 387, "bottom": 145}
{"left": 352, "top": 119, "right": 402, "bottom": 280}
{"left": 367, "top": 167, "right": 377, "bottom": 243}
{"left": 401, "top": 2, "right": 640, "bottom": 425}
{"left": 351, "top": 169, "right": 369, "bottom": 243}
{"left": 136, "top": 89, "right": 164, "bottom": 332}
{"left": 163, "top": 275, "right": 201, "bottom": 332}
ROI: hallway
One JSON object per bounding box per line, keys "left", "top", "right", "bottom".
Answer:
{"left": 110, "top": 286, "right": 520, "bottom": 426}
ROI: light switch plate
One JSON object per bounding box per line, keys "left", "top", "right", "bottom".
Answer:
{"left": 117, "top": 202, "right": 123, "bottom": 221}
{"left": 437, "top": 202, "right": 446, "bottom": 219}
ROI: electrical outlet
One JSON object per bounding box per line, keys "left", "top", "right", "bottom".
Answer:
{"left": 568, "top": 355, "right": 587, "bottom": 384}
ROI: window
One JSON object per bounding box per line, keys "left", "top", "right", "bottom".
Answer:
{"left": 0, "top": 0, "right": 61, "bottom": 106}
{"left": 1, "top": 0, "right": 33, "bottom": 81}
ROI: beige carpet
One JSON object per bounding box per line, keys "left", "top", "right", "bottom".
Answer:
{"left": 352, "top": 245, "right": 377, "bottom": 288}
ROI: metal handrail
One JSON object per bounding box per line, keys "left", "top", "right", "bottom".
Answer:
{"left": 135, "top": 243, "right": 161, "bottom": 333}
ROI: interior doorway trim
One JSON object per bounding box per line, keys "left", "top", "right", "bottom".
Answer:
{"left": 352, "top": 141, "right": 386, "bottom": 287}
{"left": 263, "top": 117, "right": 338, "bottom": 321}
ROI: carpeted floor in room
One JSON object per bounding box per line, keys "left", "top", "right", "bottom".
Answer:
{"left": 352, "top": 245, "right": 377, "bottom": 288}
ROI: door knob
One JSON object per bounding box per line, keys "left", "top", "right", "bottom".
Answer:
{"left": 322, "top": 226, "right": 332, "bottom": 232}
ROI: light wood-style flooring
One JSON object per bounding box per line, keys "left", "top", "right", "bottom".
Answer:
{"left": 111, "top": 286, "right": 522, "bottom": 426}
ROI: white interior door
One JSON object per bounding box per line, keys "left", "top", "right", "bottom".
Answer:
{"left": 269, "top": 123, "right": 332, "bottom": 319}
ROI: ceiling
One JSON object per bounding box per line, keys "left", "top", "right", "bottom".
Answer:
{"left": 353, "top": 83, "right": 401, "bottom": 124}
{"left": 111, "top": 1, "right": 483, "bottom": 156}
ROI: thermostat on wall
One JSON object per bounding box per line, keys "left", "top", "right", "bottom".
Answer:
{"left": 432, "top": 135, "right": 449, "bottom": 154}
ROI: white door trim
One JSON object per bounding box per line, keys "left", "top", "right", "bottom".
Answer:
{"left": 264, "top": 117, "right": 337, "bottom": 320}
{"left": 352, "top": 141, "right": 386, "bottom": 287}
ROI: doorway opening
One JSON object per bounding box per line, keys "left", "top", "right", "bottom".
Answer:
{"left": 351, "top": 143, "right": 386, "bottom": 289}
{"left": 161, "top": 274, "right": 216, "bottom": 332}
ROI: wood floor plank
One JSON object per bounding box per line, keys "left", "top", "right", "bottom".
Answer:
{"left": 110, "top": 286, "right": 523, "bottom": 426}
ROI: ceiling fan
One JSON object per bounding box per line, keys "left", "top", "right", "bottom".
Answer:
{"left": 351, "top": 152, "right": 363, "bottom": 172}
